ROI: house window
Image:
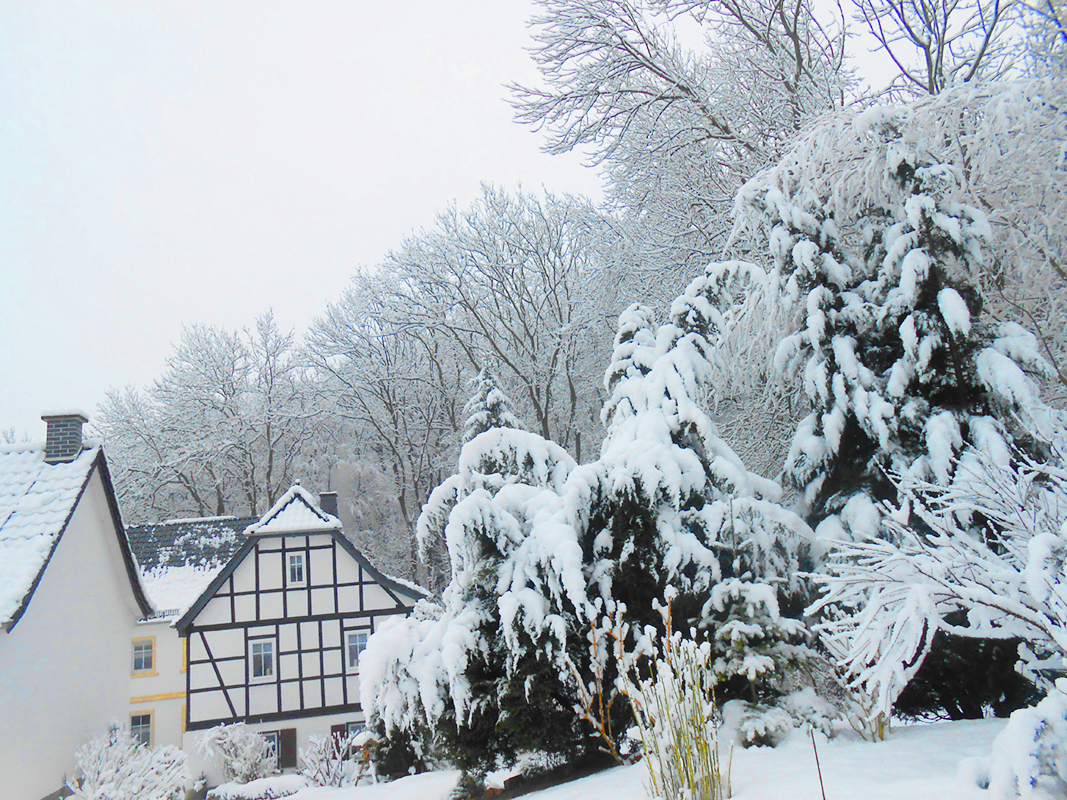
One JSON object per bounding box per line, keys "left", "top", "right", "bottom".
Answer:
{"left": 288, "top": 552, "right": 305, "bottom": 584}
{"left": 346, "top": 630, "right": 369, "bottom": 670}
{"left": 251, "top": 640, "right": 275, "bottom": 679}
{"left": 132, "top": 637, "right": 155, "bottom": 675}
{"left": 264, "top": 728, "right": 297, "bottom": 769}
{"left": 130, "top": 712, "right": 152, "bottom": 747}
{"left": 263, "top": 731, "right": 279, "bottom": 767}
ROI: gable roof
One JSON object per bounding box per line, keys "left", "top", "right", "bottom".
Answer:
{"left": 0, "top": 442, "right": 151, "bottom": 631}
{"left": 174, "top": 484, "right": 428, "bottom": 632}
{"left": 126, "top": 515, "right": 256, "bottom": 619}
{"left": 174, "top": 530, "right": 428, "bottom": 633}
{"left": 244, "top": 485, "right": 341, "bottom": 535}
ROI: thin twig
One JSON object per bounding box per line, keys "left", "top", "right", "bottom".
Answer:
{"left": 811, "top": 729, "right": 827, "bottom": 800}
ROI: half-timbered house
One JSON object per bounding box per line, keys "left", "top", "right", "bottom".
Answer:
{"left": 174, "top": 485, "right": 425, "bottom": 777}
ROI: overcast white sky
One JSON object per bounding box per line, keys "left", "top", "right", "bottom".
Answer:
{"left": 0, "top": 1, "right": 606, "bottom": 438}
{"left": 1, "top": 2, "right": 900, "bottom": 440}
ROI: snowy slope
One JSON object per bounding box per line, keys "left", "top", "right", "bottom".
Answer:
{"left": 277, "top": 719, "right": 1004, "bottom": 800}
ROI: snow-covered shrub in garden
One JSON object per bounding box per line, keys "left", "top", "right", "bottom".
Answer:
{"left": 986, "top": 680, "right": 1067, "bottom": 799}
{"left": 67, "top": 723, "right": 189, "bottom": 800}
{"left": 206, "top": 775, "right": 309, "bottom": 800}
{"left": 365, "top": 259, "right": 822, "bottom": 773}
{"left": 196, "top": 723, "right": 276, "bottom": 784}
{"left": 625, "top": 620, "right": 727, "bottom": 800}
{"left": 299, "top": 731, "right": 367, "bottom": 787}
{"left": 813, "top": 452, "right": 1067, "bottom": 716}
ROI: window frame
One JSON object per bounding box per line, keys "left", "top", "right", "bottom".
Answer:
{"left": 130, "top": 711, "right": 153, "bottom": 747}
{"left": 345, "top": 629, "right": 369, "bottom": 670}
{"left": 287, "top": 552, "right": 305, "bottom": 585}
{"left": 131, "top": 636, "right": 156, "bottom": 677}
{"left": 263, "top": 730, "right": 280, "bottom": 768}
{"left": 250, "top": 638, "right": 276, "bottom": 681}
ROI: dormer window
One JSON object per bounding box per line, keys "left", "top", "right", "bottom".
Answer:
{"left": 288, "top": 553, "right": 305, "bottom": 585}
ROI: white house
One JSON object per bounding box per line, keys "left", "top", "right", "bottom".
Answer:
{"left": 0, "top": 413, "right": 153, "bottom": 800}
{"left": 142, "top": 486, "right": 426, "bottom": 783}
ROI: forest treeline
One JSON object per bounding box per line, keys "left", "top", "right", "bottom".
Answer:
{"left": 97, "top": 0, "right": 1067, "bottom": 590}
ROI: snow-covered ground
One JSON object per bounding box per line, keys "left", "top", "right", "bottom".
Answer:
{"left": 269, "top": 719, "right": 1005, "bottom": 800}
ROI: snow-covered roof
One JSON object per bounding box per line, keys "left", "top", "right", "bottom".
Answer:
{"left": 244, "top": 485, "right": 341, "bottom": 535}
{"left": 0, "top": 441, "right": 151, "bottom": 629}
{"left": 140, "top": 564, "right": 231, "bottom": 621}
{"left": 127, "top": 515, "right": 256, "bottom": 618}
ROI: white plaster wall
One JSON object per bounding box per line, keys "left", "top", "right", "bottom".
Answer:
{"left": 0, "top": 474, "right": 144, "bottom": 800}
{"left": 128, "top": 619, "right": 187, "bottom": 748}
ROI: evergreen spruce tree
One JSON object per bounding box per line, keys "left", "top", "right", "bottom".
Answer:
{"left": 751, "top": 122, "right": 1055, "bottom": 541}
{"left": 418, "top": 369, "right": 528, "bottom": 595}
{"left": 375, "top": 393, "right": 582, "bottom": 785}
{"left": 496, "top": 275, "right": 818, "bottom": 757}
{"left": 741, "top": 114, "right": 1059, "bottom": 716}
{"left": 461, "top": 368, "right": 526, "bottom": 444}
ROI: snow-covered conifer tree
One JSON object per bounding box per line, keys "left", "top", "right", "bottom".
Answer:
{"left": 735, "top": 102, "right": 1065, "bottom": 718}
{"left": 461, "top": 368, "right": 527, "bottom": 444}
{"left": 365, "top": 405, "right": 581, "bottom": 779}
{"left": 414, "top": 369, "right": 529, "bottom": 594}
{"left": 495, "top": 267, "right": 818, "bottom": 754}
{"left": 739, "top": 111, "right": 1057, "bottom": 543}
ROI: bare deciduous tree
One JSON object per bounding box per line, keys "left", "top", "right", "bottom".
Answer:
{"left": 381, "top": 185, "right": 617, "bottom": 461}
{"left": 854, "top": 0, "right": 1017, "bottom": 95}
{"left": 98, "top": 312, "right": 325, "bottom": 523}
{"left": 512, "top": 0, "right": 851, "bottom": 289}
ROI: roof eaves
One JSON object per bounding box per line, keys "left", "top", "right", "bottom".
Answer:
{"left": 95, "top": 452, "right": 154, "bottom": 618}
{"left": 331, "top": 533, "right": 430, "bottom": 603}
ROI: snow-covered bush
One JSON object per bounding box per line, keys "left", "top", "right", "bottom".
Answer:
{"left": 206, "top": 775, "right": 308, "bottom": 800}
{"left": 299, "top": 731, "right": 366, "bottom": 788}
{"left": 196, "top": 723, "right": 276, "bottom": 784}
{"left": 625, "top": 623, "right": 728, "bottom": 800}
{"left": 813, "top": 452, "right": 1067, "bottom": 717}
{"left": 986, "top": 680, "right": 1067, "bottom": 799}
{"left": 67, "top": 723, "right": 189, "bottom": 800}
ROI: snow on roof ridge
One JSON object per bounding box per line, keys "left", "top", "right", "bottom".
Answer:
{"left": 161, "top": 514, "right": 240, "bottom": 525}
{"left": 0, "top": 441, "right": 45, "bottom": 454}
{"left": 244, "top": 484, "right": 341, "bottom": 535}
{"left": 379, "top": 569, "right": 431, "bottom": 598}
{"left": 0, "top": 440, "right": 102, "bottom": 455}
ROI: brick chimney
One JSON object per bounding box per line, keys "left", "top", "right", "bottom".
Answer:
{"left": 41, "top": 411, "right": 89, "bottom": 463}
{"left": 318, "top": 491, "right": 339, "bottom": 518}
